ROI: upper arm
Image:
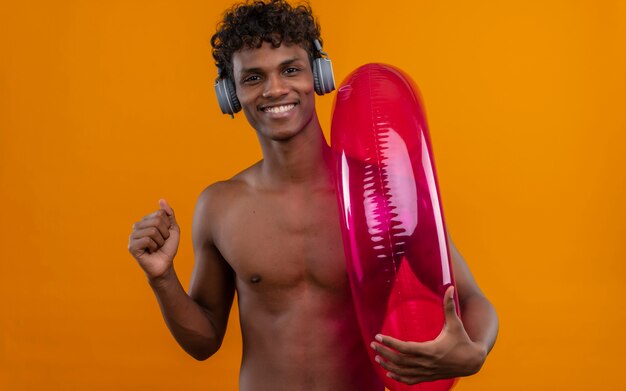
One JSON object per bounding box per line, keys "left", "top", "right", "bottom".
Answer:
{"left": 188, "top": 185, "right": 236, "bottom": 344}
{"left": 448, "top": 236, "right": 499, "bottom": 351}
{"left": 448, "top": 236, "right": 486, "bottom": 306}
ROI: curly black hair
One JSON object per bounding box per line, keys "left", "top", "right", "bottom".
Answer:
{"left": 211, "top": 0, "right": 322, "bottom": 80}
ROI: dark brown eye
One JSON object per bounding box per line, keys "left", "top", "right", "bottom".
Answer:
{"left": 243, "top": 75, "right": 261, "bottom": 84}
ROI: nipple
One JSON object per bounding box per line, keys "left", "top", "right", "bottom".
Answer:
{"left": 250, "top": 274, "right": 262, "bottom": 284}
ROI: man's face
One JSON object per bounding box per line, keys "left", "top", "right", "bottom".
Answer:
{"left": 231, "top": 41, "right": 317, "bottom": 141}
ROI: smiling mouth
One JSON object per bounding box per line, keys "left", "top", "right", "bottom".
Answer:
{"left": 261, "top": 103, "right": 297, "bottom": 113}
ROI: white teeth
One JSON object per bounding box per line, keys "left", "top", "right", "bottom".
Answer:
{"left": 263, "top": 104, "right": 295, "bottom": 113}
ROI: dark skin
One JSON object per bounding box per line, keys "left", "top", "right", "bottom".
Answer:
{"left": 128, "top": 42, "right": 498, "bottom": 390}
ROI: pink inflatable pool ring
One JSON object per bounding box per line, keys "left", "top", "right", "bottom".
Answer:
{"left": 331, "top": 63, "right": 458, "bottom": 391}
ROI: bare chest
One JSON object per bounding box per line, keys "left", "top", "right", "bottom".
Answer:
{"left": 214, "top": 189, "right": 348, "bottom": 292}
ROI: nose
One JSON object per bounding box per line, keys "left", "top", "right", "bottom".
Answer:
{"left": 262, "top": 74, "right": 289, "bottom": 99}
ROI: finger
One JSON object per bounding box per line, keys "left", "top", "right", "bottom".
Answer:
{"left": 159, "top": 199, "right": 180, "bottom": 230}
{"left": 372, "top": 340, "right": 435, "bottom": 370}
{"left": 375, "top": 334, "right": 431, "bottom": 357}
{"left": 445, "top": 285, "right": 456, "bottom": 315}
{"left": 131, "top": 227, "right": 166, "bottom": 248}
{"left": 142, "top": 236, "right": 159, "bottom": 253}
{"left": 375, "top": 334, "right": 409, "bottom": 353}
{"left": 144, "top": 208, "right": 169, "bottom": 220}
{"left": 159, "top": 199, "right": 176, "bottom": 218}
{"left": 442, "top": 285, "right": 462, "bottom": 331}
{"left": 374, "top": 354, "right": 420, "bottom": 377}
{"left": 371, "top": 341, "right": 409, "bottom": 365}
{"left": 129, "top": 236, "right": 158, "bottom": 256}
{"left": 133, "top": 215, "right": 170, "bottom": 239}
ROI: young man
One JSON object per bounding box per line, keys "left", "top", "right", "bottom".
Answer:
{"left": 128, "top": 1, "right": 498, "bottom": 389}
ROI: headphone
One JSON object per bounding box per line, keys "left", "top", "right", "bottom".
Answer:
{"left": 214, "top": 39, "right": 335, "bottom": 117}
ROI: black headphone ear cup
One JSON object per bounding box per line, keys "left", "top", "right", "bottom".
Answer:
{"left": 312, "top": 57, "right": 335, "bottom": 96}
{"left": 312, "top": 59, "right": 323, "bottom": 95}
{"left": 214, "top": 77, "right": 241, "bottom": 116}
{"left": 225, "top": 78, "right": 241, "bottom": 113}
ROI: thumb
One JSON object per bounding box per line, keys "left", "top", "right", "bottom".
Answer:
{"left": 159, "top": 199, "right": 179, "bottom": 229}
{"left": 443, "top": 285, "right": 460, "bottom": 328}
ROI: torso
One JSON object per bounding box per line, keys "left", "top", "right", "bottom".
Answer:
{"left": 209, "top": 163, "right": 383, "bottom": 391}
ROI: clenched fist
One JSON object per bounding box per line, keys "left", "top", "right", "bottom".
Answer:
{"left": 128, "top": 199, "right": 180, "bottom": 280}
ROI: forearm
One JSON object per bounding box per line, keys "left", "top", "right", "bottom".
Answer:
{"left": 459, "top": 294, "right": 499, "bottom": 355}
{"left": 148, "top": 267, "right": 222, "bottom": 360}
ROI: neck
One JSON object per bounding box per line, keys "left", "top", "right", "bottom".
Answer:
{"left": 257, "top": 114, "right": 333, "bottom": 188}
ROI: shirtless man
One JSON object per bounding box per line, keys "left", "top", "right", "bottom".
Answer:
{"left": 128, "top": 1, "right": 498, "bottom": 389}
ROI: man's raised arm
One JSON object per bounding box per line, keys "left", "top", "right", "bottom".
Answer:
{"left": 128, "top": 195, "right": 235, "bottom": 360}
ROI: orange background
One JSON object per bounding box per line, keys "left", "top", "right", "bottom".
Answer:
{"left": 1, "top": 1, "right": 625, "bottom": 390}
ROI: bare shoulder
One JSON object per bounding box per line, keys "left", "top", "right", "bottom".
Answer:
{"left": 195, "top": 162, "right": 261, "bottom": 213}
{"left": 192, "top": 162, "right": 262, "bottom": 246}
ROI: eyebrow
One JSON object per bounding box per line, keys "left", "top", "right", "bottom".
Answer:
{"left": 239, "top": 57, "right": 302, "bottom": 75}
